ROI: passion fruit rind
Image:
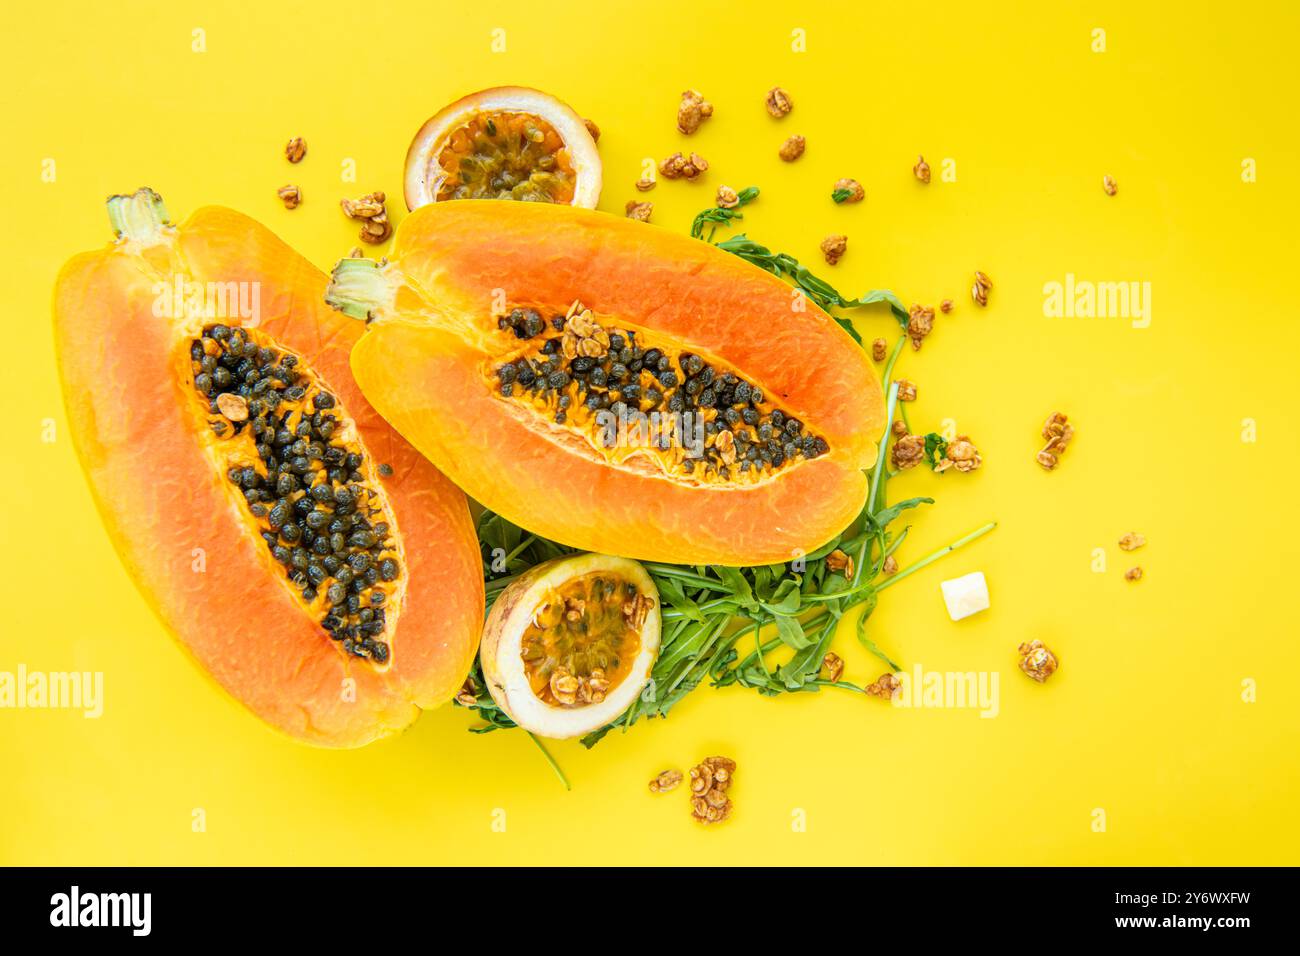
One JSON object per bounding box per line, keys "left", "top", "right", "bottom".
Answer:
{"left": 480, "top": 553, "right": 661, "bottom": 739}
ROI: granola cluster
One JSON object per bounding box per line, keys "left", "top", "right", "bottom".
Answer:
{"left": 340, "top": 190, "right": 392, "bottom": 244}
{"left": 933, "top": 436, "right": 982, "bottom": 474}
{"left": 549, "top": 665, "right": 610, "bottom": 706}
{"left": 907, "top": 304, "right": 936, "bottom": 350}
{"left": 865, "top": 672, "right": 901, "bottom": 700}
{"left": 765, "top": 86, "right": 793, "bottom": 118}
{"left": 820, "top": 234, "right": 847, "bottom": 265}
{"left": 779, "top": 135, "right": 806, "bottom": 162}
{"left": 677, "top": 90, "right": 714, "bottom": 134}
{"left": 1018, "top": 640, "right": 1059, "bottom": 683}
{"left": 1036, "top": 412, "right": 1075, "bottom": 470}
{"left": 971, "top": 270, "right": 992, "bottom": 307}
{"left": 689, "top": 756, "right": 736, "bottom": 825}
{"left": 820, "top": 652, "right": 845, "bottom": 683}
{"left": 825, "top": 548, "right": 855, "bottom": 578}
{"left": 625, "top": 200, "right": 653, "bottom": 222}
{"left": 660, "top": 151, "right": 709, "bottom": 180}
{"left": 913, "top": 155, "right": 931, "bottom": 184}
{"left": 648, "top": 769, "right": 683, "bottom": 794}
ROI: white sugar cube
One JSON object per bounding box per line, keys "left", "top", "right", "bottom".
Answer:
{"left": 940, "top": 572, "right": 990, "bottom": 621}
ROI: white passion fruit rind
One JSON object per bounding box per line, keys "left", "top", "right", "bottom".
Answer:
{"left": 480, "top": 553, "right": 660, "bottom": 739}
{"left": 404, "top": 86, "right": 602, "bottom": 211}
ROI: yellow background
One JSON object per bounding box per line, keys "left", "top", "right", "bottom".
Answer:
{"left": 3, "top": 0, "right": 1297, "bottom": 866}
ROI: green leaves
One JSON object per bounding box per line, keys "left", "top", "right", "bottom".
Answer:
{"left": 923, "top": 433, "right": 949, "bottom": 471}
{"left": 831, "top": 187, "right": 855, "bottom": 204}
{"left": 689, "top": 186, "right": 761, "bottom": 240}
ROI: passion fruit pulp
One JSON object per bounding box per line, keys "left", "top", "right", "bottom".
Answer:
{"left": 480, "top": 553, "right": 660, "bottom": 739}
{"left": 404, "top": 86, "right": 601, "bottom": 211}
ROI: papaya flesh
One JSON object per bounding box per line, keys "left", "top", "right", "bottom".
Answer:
{"left": 53, "top": 190, "right": 484, "bottom": 748}
{"left": 329, "top": 200, "right": 886, "bottom": 565}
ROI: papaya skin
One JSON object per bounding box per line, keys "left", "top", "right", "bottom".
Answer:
{"left": 53, "top": 197, "right": 484, "bottom": 748}
{"left": 340, "top": 201, "right": 886, "bottom": 566}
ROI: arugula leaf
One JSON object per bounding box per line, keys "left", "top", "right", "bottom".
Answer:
{"left": 923, "top": 433, "right": 949, "bottom": 470}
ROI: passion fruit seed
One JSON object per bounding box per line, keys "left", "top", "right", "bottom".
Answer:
{"left": 520, "top": 573, "right": 650, "bottom": 708}
{"left": 491, "top": 301, "right": 829, "bottom": 483}
{"left": 190, "top": 325, "right": 397, "bottom": 664}
{"left": 437, "top": 111, "right": 576, "bottom": 203}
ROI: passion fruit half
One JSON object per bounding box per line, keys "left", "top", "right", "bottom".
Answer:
{"left": 404, "top": 86, "right": 602, "bottom": 211}
{"left": 480, "top": 553, "right": 660, "bottom": 739}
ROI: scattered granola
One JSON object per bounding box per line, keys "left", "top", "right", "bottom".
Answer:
{"left": 284, "top": 137, "right": 307, "bottom": 164}
{"left": 871, "top": 337, "right": 888, "bottom": 362}
{"left": 865, "top": 672, "right": 901, "bottom": 700}
{"left": 825, "top": 548, "right": 855, "bottom": 579}
{"left": 689, "top": 756, "right": 736, "bottom": 825}
{"left": 897, "top": 379, "right": 918, "bottom": 402}
{"left": 659, "top": 151, "right": 708, "bottom": 180}
{"left": 455, "top": 678, "right": 478, "bottom": 707}
{"left": 934, "top": 436, "right": 983, "bottom": 474}
{"left": 913, "top": 155, "right": 931, "bottom": 183}
{"left": 821, "top": 652, "right": 845, "bottom": 684}
{"left": 765, "top": 86, "right": 793, "bottom": 118}
{"left": 1037, "top": 412, "right": 1074, "bottom": 470}
{"left": 1103, "top": 174, "right": 1118, "bottom": 196}
{"left": 779, "top": 135, "right": 806, "bottom": 162}
{"left": 716, "top": 185, "right": 740, "bottom": 208}
{"left": 648, "top": 769, "right": 683, "bottom": 794}
{"left": 972, "top": 270, "right": 992, "bottom": 307}
{"left": 891, "top": 419, "right": 908, "bottom": 438}
{"left": 882, "top": 555, "right": 899, "bottom": 576}
{"left": 940, "top": 298, "right": 954, "bottom": 314}
{"left": 1018, "top": 640, "right": 1059, "bottom": 683}
{"left": 624, "top": 592, "right": 656, "bottom": 631}
{"left": 635, "top": 176, "right": 656, "bottom": 192}
{"left": 584, "top": 118, "right": 601, "bottom": 142}
{"left": 820, "top": 233, "right": 847, "bottom": 265}
{"left": 891, "top": 433, "right": 926, "bottom": 470}
{"left": 907, "top": 303, "right": 936, "bottom": 350}
{"left": 1125, "top": 567, "right": 1144, "bottom": 582}
{"left": 832, "top": 177, "right": 865, "bottom": 203}
{"left": 216, "top": 392, "right": 249, "bottom": 422}
{"left": 677, "top": 90, "right": 714, "bottom": 134}
{"left": 340, "top": 190, "right": 391, "bottom": 244}
{"left": 276, "top": 185, "right": 302, "bottom": 209}
{"left": 1119, "top": 532, "right": 1146, "bottom": 552}
{"left": 625, "top": 200, "right": 654, "bottom": 222}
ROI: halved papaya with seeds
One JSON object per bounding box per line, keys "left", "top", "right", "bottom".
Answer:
{"left": 53, "top": 189, "right": 484, "bottom": 748}
{"left": 326, "top": 200, "right": 886, "bottom": 565}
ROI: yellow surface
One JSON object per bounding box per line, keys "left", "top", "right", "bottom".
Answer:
{"left": 3, "top": 0, "right": 1298, "bottom": 866}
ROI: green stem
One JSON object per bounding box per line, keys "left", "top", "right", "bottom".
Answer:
{"left": 107, "top": 188, "right": 170, "bottom": 243}
{"left": 325, "top": 256, "right": 392, "bottom": 321}
{"left": 526, "top": 732, "right": 571, "bottom": 791}
{"left": 868, "top": 381, "right": 900, "bottom": 516}
{"left": 875, "top": 522, "right": 997, "bottom": 592}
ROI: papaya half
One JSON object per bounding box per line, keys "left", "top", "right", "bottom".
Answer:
{"left": 53, "top": 189, "right": 484, "bottom": 748}
{"left": 326, "top": 201, "right": 886, "bottom": 565}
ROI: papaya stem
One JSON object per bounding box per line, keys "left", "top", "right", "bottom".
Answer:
{"left": 325, "top": 256, "right": 391, "bottom": 321}
{"left": 106, "top": 188, "right": 170, "bottom": 244}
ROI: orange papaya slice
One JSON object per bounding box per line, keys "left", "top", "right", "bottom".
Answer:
{"left": 53, "top": 189, "right": 484, "bottom": 747}
{"left": 326, "top": 200, "right": 886, "bottom": 565}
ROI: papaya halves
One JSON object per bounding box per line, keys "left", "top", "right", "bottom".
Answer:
{"left": 53, "top": 189, "right": 484, "bottom": 747}
{"left": 327, "top": 200, "right": 886, "bottom": 566}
